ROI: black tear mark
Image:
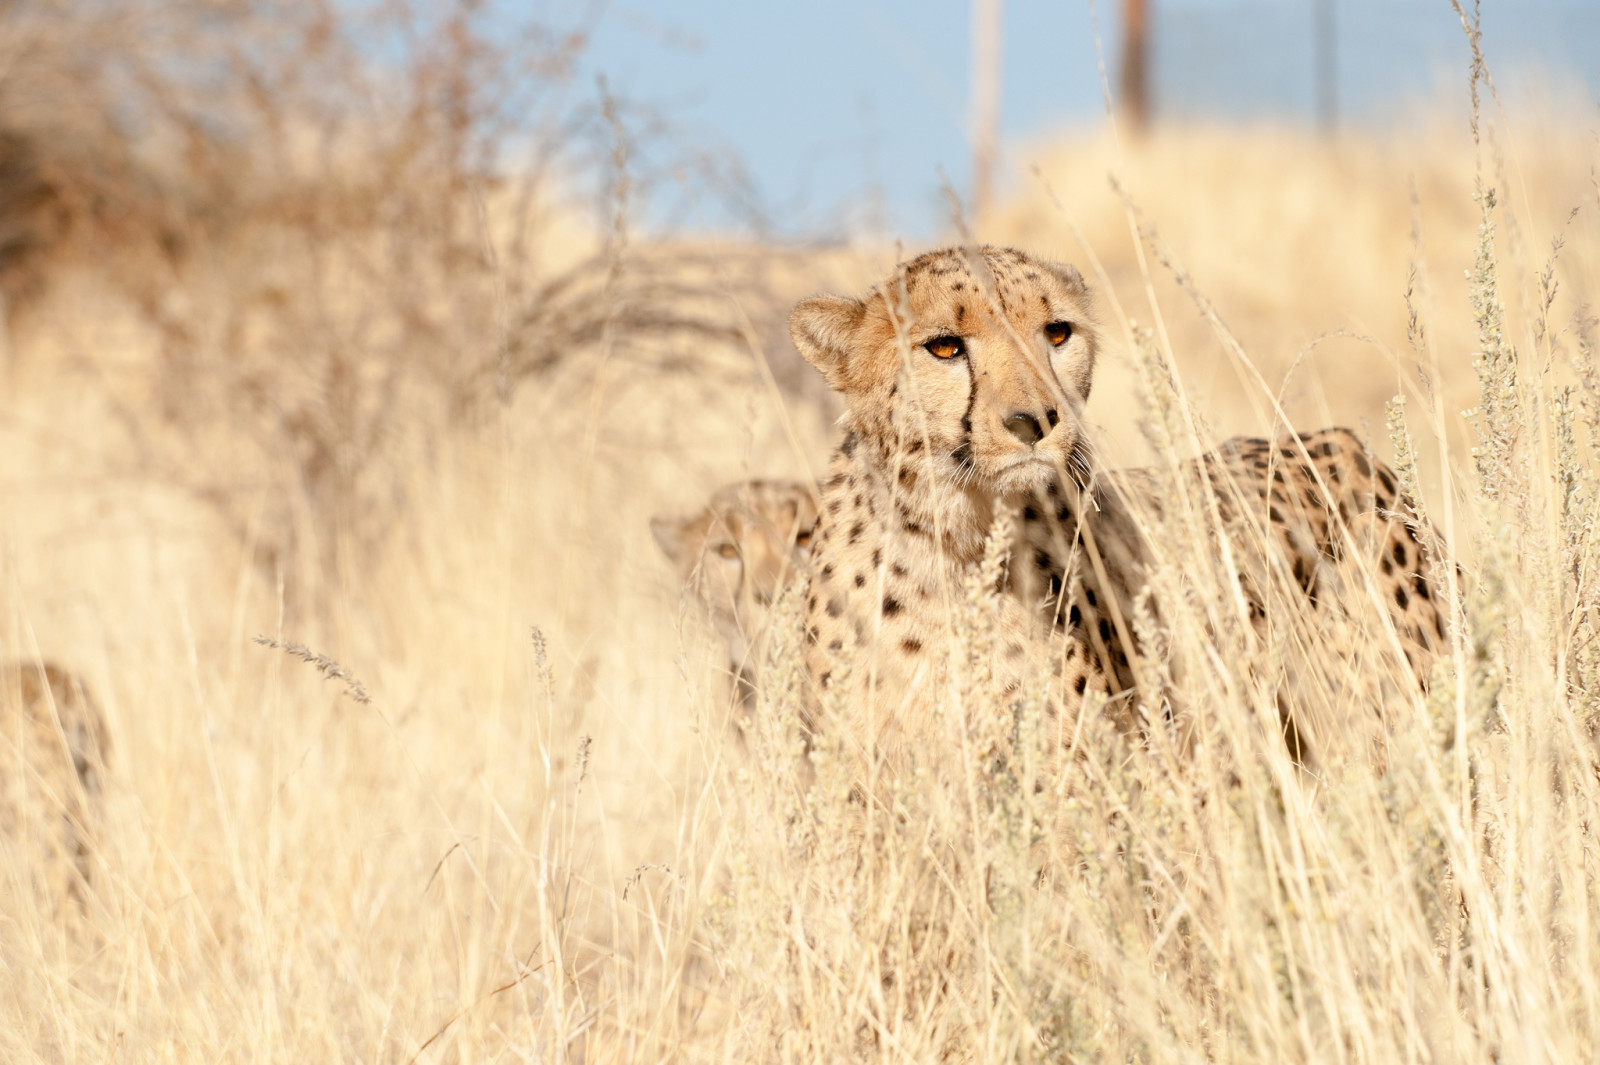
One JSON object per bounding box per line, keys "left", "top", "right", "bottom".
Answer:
{"left": 957, "top": 349, "right": 978, "bottom": 460}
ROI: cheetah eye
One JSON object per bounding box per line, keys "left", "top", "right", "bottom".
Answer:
{"left": 794, "top": 528, "right": 813, "bottom": 548}
{"left": 714, "top": 543, "right": 739, "bottom": 559}
{"left": 924, "top": 335, "right": 967, "bottom": 359}
{"left": 1044, "top": 322, "right": 1073, "bottom": 347}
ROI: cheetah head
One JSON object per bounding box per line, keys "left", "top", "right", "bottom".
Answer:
{"left": 651, "top": 479, "right": 819, "bottom": 668}
{"left": 790, "top": 246, "right": 1098, "bottom": 500}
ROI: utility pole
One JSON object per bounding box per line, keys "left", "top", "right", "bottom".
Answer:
{"left": 970, "top": 0, "right": 1002, "bottom": 220}
{"left": 1314, "top": 0, "right": 1337, "bottom": 131}
{"left": 1120, "top": 0, "right": 1150, "bottom": 133}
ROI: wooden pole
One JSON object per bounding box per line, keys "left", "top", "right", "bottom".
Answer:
{"left": 970, "top": 0, "right": 1002, "bottom": 220}
{"left": 1120, "top": 0, "right": 1150, "bottom": 133}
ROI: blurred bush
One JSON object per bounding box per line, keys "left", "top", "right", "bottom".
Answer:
{"left": 0, "top": 0, "right": 801, "bottom": 617}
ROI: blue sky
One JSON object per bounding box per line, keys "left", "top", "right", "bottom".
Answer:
{"left": 570, "top": 2, "right": 1600, "bottom": 237}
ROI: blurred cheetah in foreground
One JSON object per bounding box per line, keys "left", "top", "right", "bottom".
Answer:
{"left": 789, "top": 245, "right": 1443, "bottom": 752}
{"left": 0, "top": 660, "right": 110, "bottom": 908}
{"left": 653, "top": 479, "right": 818, "bottom": 708}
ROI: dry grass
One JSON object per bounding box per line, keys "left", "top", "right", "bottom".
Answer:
{"left": 2, "top": 4, "right": 1599, "bottom": 1061}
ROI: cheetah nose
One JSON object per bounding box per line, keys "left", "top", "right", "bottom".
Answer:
{"left": 1005, "top": 412, "right": 1045, "bottom": 445}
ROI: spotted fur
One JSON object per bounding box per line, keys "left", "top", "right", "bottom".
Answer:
{"left": 1040, "top": 429, "right": 1447, "bottom": 740}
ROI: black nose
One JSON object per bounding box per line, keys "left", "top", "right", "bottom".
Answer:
{"left": 1005, "top": 412, "right": 1044, "bottom": 445}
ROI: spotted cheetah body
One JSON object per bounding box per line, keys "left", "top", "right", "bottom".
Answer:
{"left": 1056, "top": 430, "right": 1446, "bottom": 693}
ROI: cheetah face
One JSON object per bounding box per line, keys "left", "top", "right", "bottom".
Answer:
{"left": 651, "top": 480, "right": 818, "bottom": 667}
{"left": 790, "top": 247, "right": 1098, "bottom": 499}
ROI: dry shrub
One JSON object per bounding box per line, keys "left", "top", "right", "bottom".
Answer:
{"left": 0, "top": 0, "right": 800, "bottom": 620}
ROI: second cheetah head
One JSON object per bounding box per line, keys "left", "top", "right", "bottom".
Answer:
{"left": 651, "top": 479, "right": 819, "bottom": 675}
{"left": 789, "top": 246, "right": 1099, "bottom": 501}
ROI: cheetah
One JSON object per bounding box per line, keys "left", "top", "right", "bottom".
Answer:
{"left": 789, "top": 246, "right": 1444, "bottom": 754}
{"left": 790, "top": 246, "right": 1105, "bottom": 739}
{"left": 0, "top": 660, "right": 110, "bottom": 909}
{"left": 652, "top": 479, "right": 818, "bottom": 708}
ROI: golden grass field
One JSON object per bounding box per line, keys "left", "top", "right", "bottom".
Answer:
{"left": 3, "top": 9, "right": 1600, "bottom": 1060}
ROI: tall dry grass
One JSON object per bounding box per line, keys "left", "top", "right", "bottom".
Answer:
{"left": 1, "top": 2, "right": 1599, "bottom": 1061}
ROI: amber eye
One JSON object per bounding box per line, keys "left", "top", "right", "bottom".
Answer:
{"left": 794, "top": 528, "right": 812, "bottom": 548}
{"left": 924, "top": 335, "right": 967, "bottom": 359}
{"left": 1044, "top": 321, "right": 1073, "bottom": 347}
{"left": 715, "top": 543, "right": 739, "bottom": 559}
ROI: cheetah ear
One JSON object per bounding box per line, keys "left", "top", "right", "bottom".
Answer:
{"left": 650, "top": 515, "right": 697, "bottom": 574}
{"left": 1045, "top": 261, "right": 1089, "bottom": 293}
{"left": 789, "top": 296, "right": 865, "bottom": 391}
